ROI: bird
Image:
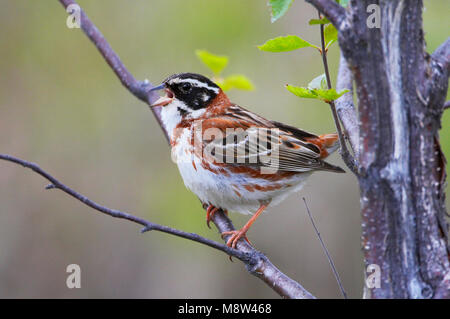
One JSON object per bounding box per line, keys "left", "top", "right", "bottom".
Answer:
{"left": 149, "top": 73, "right": 344, "bottom": 248}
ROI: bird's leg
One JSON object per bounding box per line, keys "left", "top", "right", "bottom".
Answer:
{"left": 221, "top": 203, "right": 267, "bottom": 249}
{"left": 206, "top": 205, "right": 219, "bottom": 229}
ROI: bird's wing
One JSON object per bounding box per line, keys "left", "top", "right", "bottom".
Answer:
{"left": 200, "top": 105, "right": 344, "bottom": 173}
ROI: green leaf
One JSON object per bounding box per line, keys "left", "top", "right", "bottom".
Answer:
{"left": 195, "top": 50, "right": 228, "bottom": 75}
{"left": 315, "top": 88, "right": 349, "bottom": 101}
{"left": 286, "top": 84, "right": 349, "bottom": 102}
{"left": 285, "top": 85, "right": 318, "bottom": 99}
{"left": 258, "top": 35, "right": 318, "bottom": 52}
{"left": 268, "top": 0, "right": 294, "bottom": 23}
{"left": 308, "top": 17, "right": 330, "bottom": 25}
{"left": 324, "top": 24, "right": 338, "bottom": 49}
{"left": 308, "top": 74, "right": 327, "bottom": 90}
{"left": 219, "top": 75, "right": 254, "bottom": 91}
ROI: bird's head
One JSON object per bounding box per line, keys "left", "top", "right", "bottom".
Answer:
{"left": 150, "top": 73, "right": 222, "bottom": 120}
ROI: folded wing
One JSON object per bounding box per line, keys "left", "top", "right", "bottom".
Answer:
{"left": 201, "top": 105, "right": 344, "bottom": 173}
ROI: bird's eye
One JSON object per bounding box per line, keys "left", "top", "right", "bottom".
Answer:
{"left": 179, "top": 82, "right": 192, "bottom": 94}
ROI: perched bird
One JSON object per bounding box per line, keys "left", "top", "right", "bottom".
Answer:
{"left": 150, "top": 73, "right": 344, "bottom": 248}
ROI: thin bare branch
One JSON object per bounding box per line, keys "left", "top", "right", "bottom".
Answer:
{"left": 431, "top": 37, "right": 450, "bottom": 72}
{"left": 0, "top": 154, "right": 244, "bottom": 258}
{"left": 317, "top": 12, "right": 358, "bottom": 174}
{"left": 444, "top": 100, "right": 450, "bottom": 110}
{"left": 302, "top": 197, "right": 347, "bottom": 299}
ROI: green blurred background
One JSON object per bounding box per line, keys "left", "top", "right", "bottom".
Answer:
{"left": 0, "top": 0, "right": 448, "bottom": 298}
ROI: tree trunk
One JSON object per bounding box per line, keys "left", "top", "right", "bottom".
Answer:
{"left": 336, "top": 0, "right": 450, "bottom": 298}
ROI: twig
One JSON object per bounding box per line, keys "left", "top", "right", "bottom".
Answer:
{"left": 317, "top": 11, "right": 358, "bottom": 174}
{"left": 431, "top": 37, "right": 450, "bottom": 73}
{"left": 0, "top": 154, "right": 245, "bottom": 258}
{"left": 421, "top": 38, "right": 450, "bottom": 112}
{"left": 302, "top": 197, "right": 347, "bottom": 299}
{"left": 444, "top": 100, "right": 450, "bottom": 110}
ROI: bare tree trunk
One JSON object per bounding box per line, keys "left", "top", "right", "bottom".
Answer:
{"left": 309, "top": 0, "right": 450, "bottom": 298}
{"left": 344, "top": 0, "right": 449, "bottom": 299}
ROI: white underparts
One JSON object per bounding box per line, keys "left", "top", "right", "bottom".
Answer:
{"left": 170, "top": 126, "right": 312, "bottom": 215}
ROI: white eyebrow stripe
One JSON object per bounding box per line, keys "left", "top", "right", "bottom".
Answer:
{"left": 170, "top": 78, "right": 219, "bottom": 93}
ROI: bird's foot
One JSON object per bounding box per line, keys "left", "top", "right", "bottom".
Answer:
{"left": 221, "top": 228, "right": 252, "bottom": 249}
{"left": 206, "top": 205, "right": 219, "bottom": 229}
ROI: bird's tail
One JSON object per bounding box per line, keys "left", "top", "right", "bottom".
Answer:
{"left": 318, "top": 133, "right": 340, "bottom": 156}
{"left": 308, "top": 133, "right": 345, "bottom": 173}
{"left": 305, "top": 133, "right": 340, "bottom": 158}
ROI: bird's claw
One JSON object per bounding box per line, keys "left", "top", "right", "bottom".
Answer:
{"left": 221, "top": 229, "right": 251, "bottom": 249}
{"left": 206, "top": 205, "right": 219, "bottom": 229}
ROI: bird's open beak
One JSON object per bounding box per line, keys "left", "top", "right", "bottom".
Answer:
{"left": 149, "top": 84, "right": 174, "bottom": 107}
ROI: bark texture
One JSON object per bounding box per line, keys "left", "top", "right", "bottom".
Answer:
{"left": 309, "top": 0, "right": 450, "bottom": 298}
{"left": 343, "top": 0, "right": 449, "bottom": 298}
